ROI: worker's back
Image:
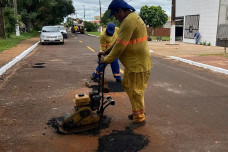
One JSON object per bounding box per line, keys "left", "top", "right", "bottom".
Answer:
{"left": 106, "top": 12, "right": 152, "bottom": 72}
{"left": 100, "top": 27, "right": 119, "bottom": 51}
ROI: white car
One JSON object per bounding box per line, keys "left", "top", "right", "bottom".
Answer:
{"left": 55, "top": 25, "right": 68, "bottom": 39}
{"left": 40, "top": 26, "right": 64, "bottom": 45}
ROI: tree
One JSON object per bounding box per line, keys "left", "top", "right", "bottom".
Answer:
{"left": 1, "top": 0, "right": 75, "bottom": 36}
{"left": 139, "top": 5, "right": 168, "bottom": 36}
{"left": 3, "top": 7, "right": 16, "bottom": 37}
{"left": 0, "top": 0, "right": 9, "bottom": 38}
{"left": 100, "top": 9, "right": 119, "bottom": 27}
{"left": 84, "top": 21, "right": 99, "bottom": 32}
{"left": 17, "top": 0, "right": 75, "bottom": 31}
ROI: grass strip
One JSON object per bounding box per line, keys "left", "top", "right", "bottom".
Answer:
{"left": 0, "top": 31, "right": 39, "bottom": 53}
{"left": 199, "top": 53, "right": 228, "bottom": 58}
{"left": 86, "top": 32, "right": 101, "bottom": 36}
{"left": 149, "top": 36, "right": 170, "bottom": 41}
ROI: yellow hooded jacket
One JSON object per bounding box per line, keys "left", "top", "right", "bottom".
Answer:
{"left": 74, "top": 26, "right": 78, "bottom": 31}
{"left": 104, "top": 12, "right": 152, "bottom": 72}
{"left": 100, "top": 27, "right": 119, "bottom": 51}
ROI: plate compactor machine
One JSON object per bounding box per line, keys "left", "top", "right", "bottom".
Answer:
{"left": 57, "top": 57, "right": 115, "bottom": 133}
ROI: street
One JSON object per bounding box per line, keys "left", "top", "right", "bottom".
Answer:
{"left": 0, "top": 33, "right": 228, "bottom": 151}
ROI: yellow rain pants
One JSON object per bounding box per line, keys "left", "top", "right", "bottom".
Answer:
{"left": 122, "top": 68, "right": 151, "bottom": 123}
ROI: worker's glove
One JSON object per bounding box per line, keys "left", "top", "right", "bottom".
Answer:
{"left": 97, "top": 51, "right": 106, "bottom": 57}
{"left": 100, "top": 55, "right": 105, "bottom": 63}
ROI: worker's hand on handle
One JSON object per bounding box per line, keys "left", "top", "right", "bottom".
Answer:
{"left": 100, "top": 55, "right": 105, "bottom": 63}
{"left": 97, "top": 51, "right": 106, "bottom": 58}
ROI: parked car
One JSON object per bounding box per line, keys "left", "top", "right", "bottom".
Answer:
{"left": 40, "top": 26, "right": 64, "bottom": 45}
{"left": 55, "top": 25, "right": 68, "bottom": 38}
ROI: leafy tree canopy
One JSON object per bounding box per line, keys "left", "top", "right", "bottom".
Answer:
{"left": 3, "top": 7, "right": 16, "bottom": 37}
{"left": 84, "top": 21, "right": 99, "bottom": 32}
{"left": 17, "top": 0, "right": 75, "bottom": 30}
{"left": 100, "top": 9, "right": 119, "bottom": 27}
{"left": 139, "top": 5, "right": 168, "bottom": 29}
{"left": 0, "top": 0, "right": 14, "bottom": 38}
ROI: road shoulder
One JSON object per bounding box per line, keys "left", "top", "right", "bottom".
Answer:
{"left": 0, "top": 36, "right": 40, "bottom": 68}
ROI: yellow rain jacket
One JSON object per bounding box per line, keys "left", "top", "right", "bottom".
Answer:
{"left": 74, "top": 26, "right": 78, "bottom": 31}
{"left": 104, "top": 12, "right": 152, "bottom": 72}
{"left": 100, "top": 27, "right": 119, "bottom": 51}
{"left": 104, "top": 12, "right": 152, "bottom": 123}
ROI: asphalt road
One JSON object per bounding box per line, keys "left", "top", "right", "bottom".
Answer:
{"left": 0, "top": 33, "right": 227, "bottom": 152}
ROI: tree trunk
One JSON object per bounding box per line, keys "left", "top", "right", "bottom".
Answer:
{"left": 0, "top": 4, "right": 5, "bottom": 38}
{"left": 27, "top": 21, "right": 31, "bottom": 32}
{"left": 151, "top": 27, "right": 154, "bottom": 36}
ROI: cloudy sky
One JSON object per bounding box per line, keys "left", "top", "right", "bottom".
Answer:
{"left": 70, "top": 0, "right": 172, "bottom": 21}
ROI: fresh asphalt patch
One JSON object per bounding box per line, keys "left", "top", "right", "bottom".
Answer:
{"left": 47, "top": 117, "right": 150, "bottom": 151}
{"left": 108, "top": 81, "right": 124, "bottom": 92}
{"left": 47, "top": 115, "right": 112, "bottom": 136}
{"left": 32, "top": 62, "right": 46, "bottom": 68}
{"left": 97, "top": 130, "right": 149, "bottom": 152}
{"left": 91, "top": 81, "right": 124, "bottom": 92}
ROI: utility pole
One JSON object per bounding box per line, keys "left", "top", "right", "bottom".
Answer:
{"left": 99, "top": 0, "right": 101, "bottom": 22}
{"left": 170, "top": 0, "right": 175, "bottom": 44}
{"left": 13, "top": 0, "right": 20, "bottom": 36}
{"left": 99, "top": 0, "right": 102, "bottom": 32}
{"left": 83, "top": 5, "right": 85, "bottom": 21}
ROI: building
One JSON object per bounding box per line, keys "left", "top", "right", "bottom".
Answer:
{"left": 146, "top": 18, "right": 171, "bottom": 38}
{"left": 92, "top": 14, "right": 104, "bottom": 25}
{"left": 175, "top": 0, "right": 228, "bottom": 46}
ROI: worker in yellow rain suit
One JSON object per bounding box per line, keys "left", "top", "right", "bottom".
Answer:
{"left": 99, "top": 0, "right": 152, "bottom": 129}
{"left": 74, "top": 25, "right": 78, "bottom": 36}
{"left": 86, "top": 23, "right": 121, "bottom": 92}
{"left": 91, "top": 23, "right": 121, "bottom": 82}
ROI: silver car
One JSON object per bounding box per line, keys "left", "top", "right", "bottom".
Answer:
{"left": 55, "top": 25, "right": 68, "bottom": 39}
{"left": 40, "top": 26, "right": 64, "bottom": 45}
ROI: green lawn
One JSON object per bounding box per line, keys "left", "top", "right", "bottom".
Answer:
{"left": 86, "top": 32, "right": 101, "bottom": 36}
{"left": 149, "top": 36, "right": 170, "bottom": 41}
{"left": 0, "top": 31, "right": 39, "bottom": 53}
{"left": 199, "top": 53, "right": 228, "bottom": 58}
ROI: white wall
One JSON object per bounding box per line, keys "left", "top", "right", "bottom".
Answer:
{"left": 176, "top": 0, "right": 220, "bottom": 46}
{"left": 218, "top": 0, "right": 228, "bottom": 24}
{"left": 163, "top": 21, "right": 171, "bottom": 28}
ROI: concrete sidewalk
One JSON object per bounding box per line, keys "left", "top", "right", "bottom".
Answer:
{"left": 148, "top": 41, "right": 228, "bottom": 74}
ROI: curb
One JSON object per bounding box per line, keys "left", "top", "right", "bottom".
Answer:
{"left": 169, "top": 56, "right": 228, "bottom": 75}
{"left": 150, "top": 50, "right": 154, "bottom": 53}
{"left": 0, "top": 42, "right": 39, "bottom": 76}
{"left": 86, "top": 34, "right": 99, "bottom": 38}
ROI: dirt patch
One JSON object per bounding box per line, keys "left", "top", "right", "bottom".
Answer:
{"left": 148, "top": 41, "right": 228, "bottom": 70}
{"left": 0, "top": 36, "right": 40, "bottom": 67}
{"left": 184, "top": 55, "right": 228, "bottom": 69}
{"left": 98, "top": 130, "right": 149, "bottom": 152}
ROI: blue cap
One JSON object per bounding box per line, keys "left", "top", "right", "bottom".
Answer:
{"left": 108, "top": 0, "right": 135, "bottom": 17}
{"left": 106, "top": 23, "right": 115, "bottom": 35}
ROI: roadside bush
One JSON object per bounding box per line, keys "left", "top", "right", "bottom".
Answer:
{"left": 200, "top": 41, "right": 211, "bottom": 46}
{"left": 84, "top": 21, "right": 99, "bottom": 32}
{"left": 3, "top": 7, "right": 16, "bottom": 38}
